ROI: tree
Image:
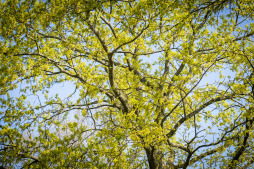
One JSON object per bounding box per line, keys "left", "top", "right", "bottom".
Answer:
{"left": 0, "top": 0, "right": 254, "bottom": 168}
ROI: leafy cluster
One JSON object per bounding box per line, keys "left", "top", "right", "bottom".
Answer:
{"left": 0, "top": 0, "right": 254, "bottom": 168}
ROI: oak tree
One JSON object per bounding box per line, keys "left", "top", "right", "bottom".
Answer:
{"left": 0, "top": 0, "right": 254, "bottom": 168}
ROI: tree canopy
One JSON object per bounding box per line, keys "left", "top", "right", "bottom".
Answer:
{"left": 0, "top": 0, "right": 254, "bottom": 168}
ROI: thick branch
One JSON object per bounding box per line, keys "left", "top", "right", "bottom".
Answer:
{"left": 229, "top": 117, "right": 253, "bottom": 169}
{"left": 87, "top": 20, "right": 109, "bottom": 53}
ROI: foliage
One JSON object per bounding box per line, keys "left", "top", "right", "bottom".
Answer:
{"left": 0, "top": 0, "right": 254, "bottom": 168}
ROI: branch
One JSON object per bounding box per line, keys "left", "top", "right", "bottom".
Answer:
{"left": 175, "top": 119, "right": 249, "bottom": 168}
{"left": 87, "top": 20, "right": 109, "bottom": 53}
{"left": 196, "top": 9, "right": 211, "bottom": 30}
{"left": 229, "top": 116, "right": 253, "bottom": 169}
{"left": 100, "top": 16, "right": 117, "bottom": 38}
{"left": 161, "top": 59, "right": 219, "bottom": 126}
{"left": 196, "top": 31, "right": 254, "bottom": 53}
{"left": 164, "top": 62, "right": 185, "bottom": 97}
{"left": 37, "top": 32, "right": 67, "bottom": 43}
{"left": 166, "top": 94, "right": 235, "bottom": 138}
{"left": 111, "top": 24, "right": 149, "bottom": 54}
{"left": 115, "top": 50, "right": 164, "bottom": 56}
{"left": 102, "top": 56, "right": 155, "bottom": 89}
{"left": 167, "top": 140, "right": 190, "bottom": 153}
{"left": 184, "top": 148, "right": 219, "bottom": 167}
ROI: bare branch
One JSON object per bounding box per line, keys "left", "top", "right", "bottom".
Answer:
{"left": 166, "top": 94, "right": 235, "bottom": 138}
